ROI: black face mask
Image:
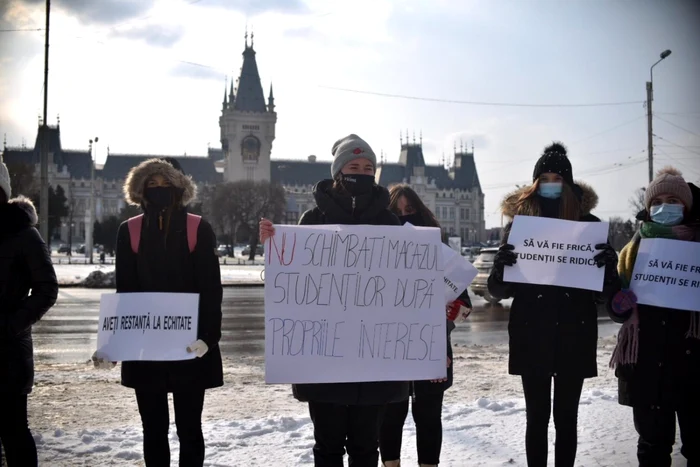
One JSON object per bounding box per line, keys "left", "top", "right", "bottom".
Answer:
{"left": 398, "top": 213, "right": 424, "bottom": 226}
{"left": 340, "top": 173, "right": 375, "bottom": 196}
{"left": 144, "top": 186, "right": 174, "bottom": 210}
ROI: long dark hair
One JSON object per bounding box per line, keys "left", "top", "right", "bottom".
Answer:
{"left": 388, "top": 184, "right": 440, "bottom": 228}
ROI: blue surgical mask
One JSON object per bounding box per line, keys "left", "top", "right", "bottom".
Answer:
{"left": 538, "top": 182, "right": 563, "bottom": 199}
{"left": 650, "top": 203, "right": 684, "bottom": 226}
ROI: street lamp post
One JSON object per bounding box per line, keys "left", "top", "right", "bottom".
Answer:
{"left": 86, "top": 137, "right": 98, "bottom": 264}
{"left": 646, "top": 49, "right": 672, "bottom": 183}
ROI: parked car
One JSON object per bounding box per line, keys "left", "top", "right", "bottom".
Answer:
{"left": 57, "top": 244, "right": 71, "bottom": 254}
{"left": 241, "top": 244, "right": 264, "bottom": 257}
{"left": 470, "top": 247, "right": 501, "bottom": 305}
{"left": 216, "top": 245, "right": 231, "bottom": 257}
{"left": 75, "top": 244, "right": 86, "bottom": 254}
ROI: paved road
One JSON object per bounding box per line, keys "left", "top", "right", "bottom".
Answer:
{"left": 32, "top": 288, "right": 620, "bottom": 364}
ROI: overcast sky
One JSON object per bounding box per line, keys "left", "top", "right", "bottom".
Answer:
{"left": 1, "top": 0, "right": 699, "bottom": 228}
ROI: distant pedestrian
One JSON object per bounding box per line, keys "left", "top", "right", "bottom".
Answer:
{"left": 0, "top": 156, "right": 58, "bottom": 467}
{"left": 260, "top": 134, "right": 408, "bottom": 467}
{"left": 92, "top": 158, "right": 223, "bottom": 467}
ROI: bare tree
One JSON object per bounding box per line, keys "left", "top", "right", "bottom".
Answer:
{"left": 629, "top": 187, "right": 646, "bottom": 219}
{"left": 6, "top": 160, "right": 36, "bottom": 196}
{"left": 608, "top": 216, "right": 636, "bottom": 251}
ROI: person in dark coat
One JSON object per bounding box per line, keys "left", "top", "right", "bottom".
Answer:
{"left": 487, "top": 142, "right": 619, "bottom": 467}
{"left": 93, "top": 158, "right": 223, "bottom": 467}
{"left": 609, "top": 167, "right": 699, "bottom": 467}
{"left": 379, "top": 184, "right": 472, "bottom": 467}
{"left": 0, "top": 156, "right": 58, "bottom": 467}
{"left": 259, "top": 134, "right": 409, "bottom": 467}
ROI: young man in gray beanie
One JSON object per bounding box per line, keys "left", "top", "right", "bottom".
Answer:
{"left": 259, "top": 134, "right": 406, "bottom": 467}
{"left": 0, "top": 155, "right": 58, "bottom": 466}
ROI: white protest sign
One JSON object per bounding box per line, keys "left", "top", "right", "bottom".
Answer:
{"left": 264, "top": 224, "right": 446, "bottom": 384}
{"left": 403, "top": 223, "right": 477, "bottom": 304}
{"left": 629, "top": 238, "right": 700, "bottom": 312}
{"left": 504, "top": 215, "right": 609, "bottom": 291}
{"left": 96, "top": 293, "right": 199, "bottom": 361}
{"left": 442, "top": 244, "right": 478, "bottom": 304}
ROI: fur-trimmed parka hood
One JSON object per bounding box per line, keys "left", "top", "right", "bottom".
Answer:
{"left": 0, "top": 196, "right": 38, "bottom": 235}
{"left": 123, "top": 158, "right": 197, "bottom": 206}
{"left": 500, "top": 181, "right": 599, "bottom": 219}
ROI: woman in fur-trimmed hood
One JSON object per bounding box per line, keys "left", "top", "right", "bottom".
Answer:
{"left": 92, "top": 157, "right": 223, "bottom": 467}
{"left": 0, "top": 157, "right": 58, "bottom": 466}
{"left": 608, "top": 167, "right": 699, "bottom": 466}
{"left": 487, "top": 142, "right": 619, "bottom": 467}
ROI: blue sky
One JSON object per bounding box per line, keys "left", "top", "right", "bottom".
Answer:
{"left": 1, "top": 0, "right": 698, "bottom": 227}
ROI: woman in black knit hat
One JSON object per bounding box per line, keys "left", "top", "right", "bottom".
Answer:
{"left": 487, "top": 142, "right": 620, "bottom": 467}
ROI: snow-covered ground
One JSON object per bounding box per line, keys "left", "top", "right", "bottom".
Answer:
{"left": 53, "top": 263, "right": 264, "bottom": 286}
{"left": 29, "top": 338, "right": 685, "bottom": 466}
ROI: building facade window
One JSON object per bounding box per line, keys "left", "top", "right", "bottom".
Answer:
{"left": 449, "top": 207, "right": 455, "bottom": 220}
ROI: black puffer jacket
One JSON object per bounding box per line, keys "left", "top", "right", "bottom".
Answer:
{"left": 0, "top": 196, "right": 58, "bottom": 394}
{"left": 116, "top": 158, "right": 223, "bottom": 392}
{"left": 487, "top": 183, "right": 618, "bottom": 378}
{"left": 292, "top": 179, "right": 409, "bottom": 405}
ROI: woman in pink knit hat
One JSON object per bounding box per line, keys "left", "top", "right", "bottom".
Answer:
{"left": 609, "top": 167, "right": 700, "bottom": 466}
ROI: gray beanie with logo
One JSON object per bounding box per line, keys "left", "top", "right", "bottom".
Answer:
{"left": 330, "top": 134, "right": 377, "bottom": 179}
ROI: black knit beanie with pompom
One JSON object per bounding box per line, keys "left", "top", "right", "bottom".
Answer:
{"left": 532, "top": 142, "right": 574, "bottom": 186}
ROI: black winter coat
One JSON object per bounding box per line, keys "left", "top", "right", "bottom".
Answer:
{"left": 611, "top": 232, "right": 700, "bottom": 410}
{"left": 291, "top": 179, "right": 409, "bottom": 405}
{"left": 0, "top": 197, "right": 58, "bottom": 394}
{"left": 612, "top": 302, "right": 700, "bottom": 410}
{"left": 116, "top": 209, "right": 224, "bottom": 392}
{"left": 487, "top": 186, "right": 618, "bottom": 379}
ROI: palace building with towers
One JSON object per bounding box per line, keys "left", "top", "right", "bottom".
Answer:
{"left": 2, "top": 37, "right": 485, "bottom": 244}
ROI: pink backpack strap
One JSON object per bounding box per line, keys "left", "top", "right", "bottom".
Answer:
{"left": 186, "top": 214, "right": 202, "bottom": 253}
{"left": 127, "top": 215, "right": 144, "bottom": 254}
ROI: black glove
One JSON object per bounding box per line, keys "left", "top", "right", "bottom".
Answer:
{"left": 593, "top": 243, "right": 617, "bottom": 269}
{"left": 492, "top": 244, "right": 517, "bottom": 281}
{"left": 494, "top": 244, "right": 517, "bottom": 268}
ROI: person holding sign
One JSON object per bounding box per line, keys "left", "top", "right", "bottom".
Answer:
{"left": 0, "top": 159, "right": 58, "bottom": 467}
{"left": 379, "top": 184, "right": 472, "bottom": 467}
{"left": 93, "top": 158, "right": 223, "bottom": 467}
{"left": 260, "top": 134, "right": 408, "bottom": 467}
{"left": 609, "top": 167, "right": 699, "bottom": 466}
{"left": 487, "top": 142, "right": 619, "bottom": 467}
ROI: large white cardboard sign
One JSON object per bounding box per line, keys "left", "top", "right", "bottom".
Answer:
{"left": 264, "top": 224, "right": 446, "bottom": 384}
{"left": 503, "top": 215, "right": 609, "bottom": 291}
{"left": 629, "top": 238, "right": 700, "bottom": 312}
{"left": 96, "top": 293, "right": 199, "bottom": 361}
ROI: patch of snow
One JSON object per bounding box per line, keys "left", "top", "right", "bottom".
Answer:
{"left": 31, "top": 340, "right": 686, "bottom": 466}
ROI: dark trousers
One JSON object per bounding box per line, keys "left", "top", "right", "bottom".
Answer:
{"left": 135, "top": 389, "right": 206, "bottom": 467}
{"left": 308, "top": 401, "right": 385, "bottom": 467}
{"left": 521, "top": 374, "right": 584, "bottom": 467}
{"left": 0, "top": 394, "right": 37, "bottom": 467}
{"left": 380, "top": 393, "right": 444, "bottom": 465}
{"left": 634, "top": 405, "right": 700, "bottom": 466}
